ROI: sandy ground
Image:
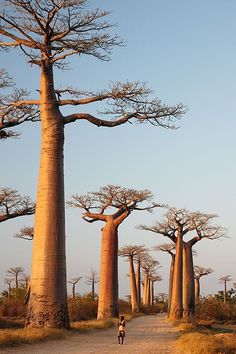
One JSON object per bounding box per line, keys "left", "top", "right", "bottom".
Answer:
{"left": 0, "top": 314, "right": 179, "bottom": 354}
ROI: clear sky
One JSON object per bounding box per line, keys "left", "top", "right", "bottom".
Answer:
{"left": 1, "top": 0, "right": 236, "bottom": 299}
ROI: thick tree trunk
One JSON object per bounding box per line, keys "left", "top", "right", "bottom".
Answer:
{"left": 135, "top": 259, "right": 141, "bottom": 309}
{"left": 195, "top": 278, "right": 200, "bottom": 302}
{"left": 26, "top": 62, "right": 69, "bottom": 328}
{"left": 169, "top": 226, "right": 183, "bottom": 319}
{"left": 167, "top": 254, "right": 175, "bottom": 317}
{"left": 129, "top": 255, "right": 138, "bottom": 312}
{"left": 183, "top": 243, "right": 195, "bottom": 318}
{"left": 97, "top": 220, "right": 119, "bottom": 319}
{"left": 151, "top": 281, "right": 154, "bottom": 305}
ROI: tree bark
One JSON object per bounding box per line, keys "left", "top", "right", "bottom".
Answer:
{"left": 169, "top": 225, "right": 183, "bottom": 319}
{"left": 224, "top": 280, "right": 227, "bottom": 304}
{"left": 26, "top": 61, "right": 69, "bottom": 328}
{"left": 129, "top": 255, "right": 138, "bottom": 312}
{"left": 97, "top": 219, "right": 119, "bottom": 319}
{"left": 195, "top": 278, "right": 200, "bottom": 303}
{"left": 135, "top": 258, "right": 141, "bottom": 309}
{"left": 183, "top": 243, "right": 195, "bottom": 318}
{"left": 143, "top": 273, "right": 149, "bottom": 306}
{"left": 167, "top": 254, "right": 175, "bottom": 317}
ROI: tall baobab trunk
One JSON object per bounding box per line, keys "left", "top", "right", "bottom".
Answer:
{"left": 97, "top": 219, "right": 118, "bottom": 319}
{"left": 143, "top": 273, "right": 149, "bottom": 306}
{"left": 26, "top": 62, "right": 69, "bottom": 328}
{"left": 167, "top": 254, "right": 175, "bottom": 317}
{"left": 169, "top": 225, "right": 183, "bottom": 319}
{"left": 129, "top": 255, "right": 138, "bottom": 312}
{"left": 195, "top": 278, "right": 200, "bottom": 302}
{"left": 183, "top": 243, "right": 195, "bottom": 318}
{"left": 72, "top": 284, "right": 76, "bottom": 299}
{"left": 136, "top": 258, "right": 141, "bottom": 308}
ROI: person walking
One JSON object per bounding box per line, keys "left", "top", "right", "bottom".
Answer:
{"left": 117, "top": 315, "right": 126, "bottom": 344}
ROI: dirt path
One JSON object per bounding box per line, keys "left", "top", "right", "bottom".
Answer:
{"left": 0, "top": 314, "right": 179, "bottom": 354}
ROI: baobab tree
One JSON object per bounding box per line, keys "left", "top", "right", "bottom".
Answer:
{"left": 0, "top": 68, "right": 39, "bottom": 139}
{"left": 86, "top": 269, "right": 99, "bottom": 300}
{"left": 150, "top": 273, "right": 162, "bottom": 306}
{"left": 141, "top": 254, "right": 160, "bottom": 307}
{"left": 0, "top": 0, "right": 185, "bottom": 328}
{"left": 139, "top": 207, "right": 225, "bottom": 319}
{"left": 15, "top": 226, "right": 34, "bottom": 240}
{"left": 68, "top": 277, "right": 82, "bottom": 299}
{"left": 0, "top": 188, "right": 35, "bottom": 223}
{"left": 6, "top": 266, "right": 24, "bottom": 289}
{"left": 154, "top": 243, "right": 175, "bottom": 316}
{"left": 68, "top": 185, "right": 160, "bottom": 319}
{"left": 219, "top": 275, "right": 232, "bottom": 304}
{"left": 4, "top": 278, "right": 14, "bottom": 297}
{"left": 194, "top": 266, "right": 213, "bottom": 302}
{"left": 133, "top": 247, "right": 148, "bottom": 308}
{"left": 119, "top": 245, "right": 146, "bottom": 312}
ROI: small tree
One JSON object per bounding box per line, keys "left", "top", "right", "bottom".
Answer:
{"left": 86, "top": 269, "right": 99, "bottom": 300}
{"left": 141, "top": 254, "right": 160, "bottom": 307}
{"left": 219, "top": 275, "right": 232, "bottom": 304}
{"left": 68, "top": 277, "right": 82, "bottom": 299}
{"left": 194, "top": 266, "right": 213, "bottom": 302}
{"left": 0, "top": 188, "right": 35, "bottom": 223}
{"left": 15, "top": 226, "right": 34, "bottom": 240}
{"left": 68, "top": 185, "right": 160, "bottom": 319}
{"left": 119, "top": 245, "right": 146, "bottom": 312}
{"left": 6, "top": 266, "right": 24, "bottom": 289}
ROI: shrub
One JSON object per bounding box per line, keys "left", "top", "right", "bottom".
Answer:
{"left": 68, "top": 295, "right": 98, "bottom": 321}
{"left": 196, "top": 296, "right": 236, "bottom": 322}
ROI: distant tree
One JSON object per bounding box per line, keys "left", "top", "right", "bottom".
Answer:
{"left": 119, "top": 245, "right": 146, "bottom": 312}
{"left": 141, "top": 254, "right": 160, "bottom": 307}
{"left": 0, "top": 68, "right": 39, "bottom": 139}
{"left": 150, "top": 273, "right": 162, "bottom": 305}
{"left": 139, "top": 207, "right": 225, "bottom": 319}
{"left": 133, "top": 247, "right": 148, "bottom": 309}
{"left": 0, "top": 0, "right": 185, "bottom": 329}
{"left": 86, "top": 269, "right": 99, "bottom": 301}
{"left": 4, "top": 278, "right": 14, "bottom": 297}
{"left": 15, "top": 226, "right": 34, "bottom": 240}
{"left": 154, "top": 243, "right": 175, "bottom": 316}
{"left": 6, "top": 266, "right": 24, "bottom": 289}
{"left": 21, "top": 273, "right": 30, "bottom": 289}
{"left": 219, "top": 275, "right": 232, "bottom": 304}
{"left": 68, "top": 277, "right": 82, "bottom": 299}
{"left": 194, "top": 266, "right": 213, "bottom": 302}
{"left": 0, "top": 188, "right": 35, "bottom": 223}
{"left": 68, "top": 185, "right": 160, "bottom": 319}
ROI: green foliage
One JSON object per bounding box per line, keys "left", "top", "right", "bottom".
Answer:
{"left": 215, "top": 289, "right": 236, "bottom": 304}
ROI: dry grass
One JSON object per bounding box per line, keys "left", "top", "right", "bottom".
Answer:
{"left": 175, "top": 332, "right": 236, "bottom": 354}
{"left": 71, "top": 318, "right": 115, "bottom": 331}
{"left": 0, "top": 328, "right": 67, "bottom": 347}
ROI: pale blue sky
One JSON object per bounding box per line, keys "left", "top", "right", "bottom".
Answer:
{"left": 1, "top": 0, "right": 236, "bottom": 298}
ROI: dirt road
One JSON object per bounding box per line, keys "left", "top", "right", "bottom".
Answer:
{"left": 1, "top": 314, "right": 179, "bottom": 354}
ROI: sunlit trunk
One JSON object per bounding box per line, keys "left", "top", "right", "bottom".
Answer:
{"left": 135, "top": 258, "right": 141, "bottom": 308}
{"left": 97, "top": 219, "right": 118, "bottom": 319}
{"left": 169, "top": 225, "right": 183, "bottom": 319}
{"left": 167, "top": 254, "right": 175, "bottom": 317}
{"left": 183, "top": 243, "right": 195, "bottom": 318}
{"left": 129, "top": 255, "right": 138, "bottom": 312}
{"left": 151, "top": 280, "right": 154, "bottom": 305}
{"left": 143, "top": 273, "right": 149, "bottom": 306}
{"left": 195, "top": 278, "right": 200, "bottom": 302}
{"left": 26, "top": 61, "right": 69, "bottom": 328}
